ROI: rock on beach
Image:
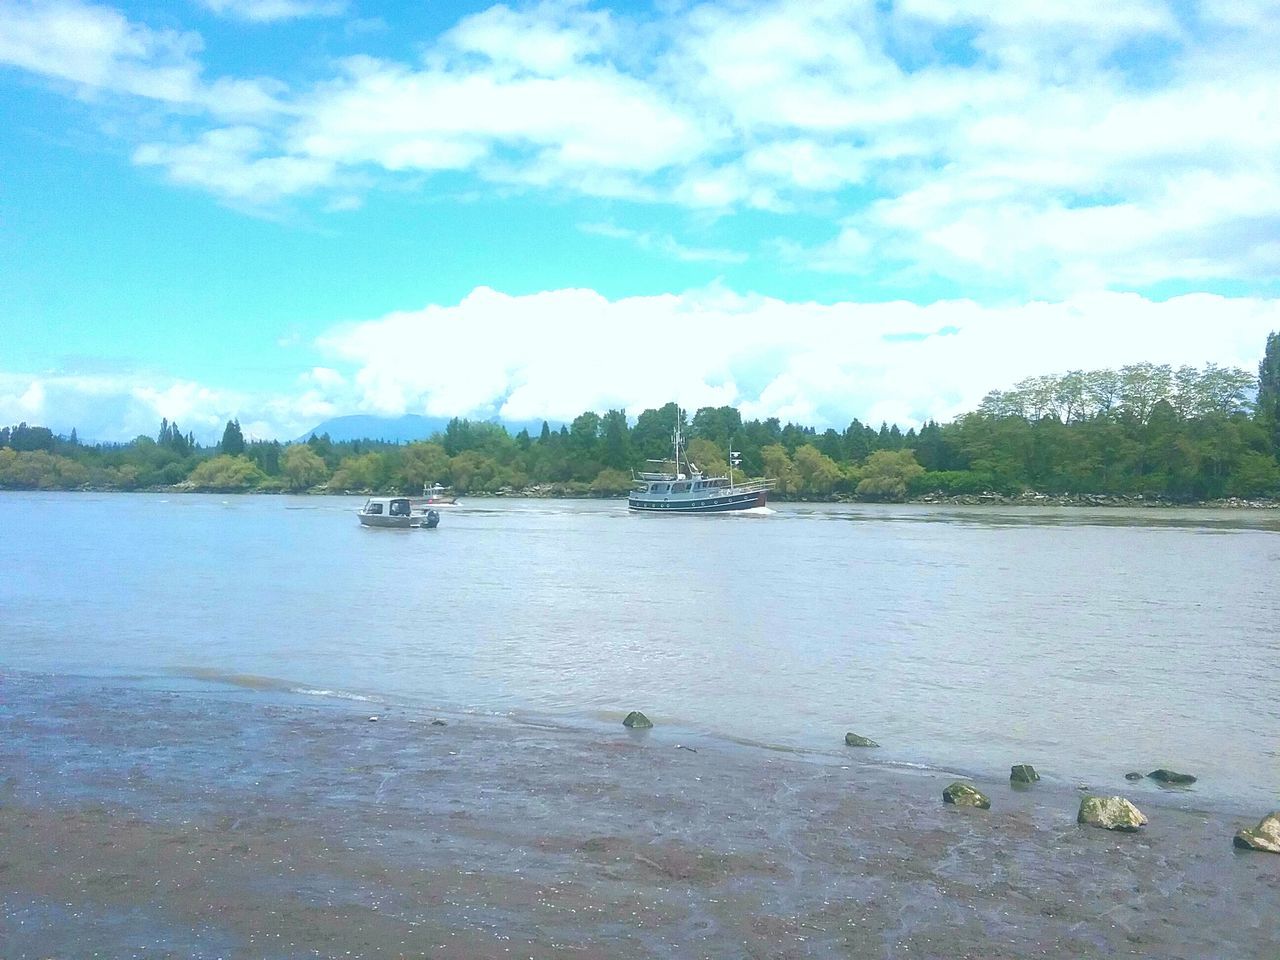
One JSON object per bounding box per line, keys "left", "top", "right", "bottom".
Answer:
{"left": 1078, "top": 795, "right": 1147, "bottom": 831}
{"left": 622, "top": 711, "right": 653, "bottom": 729}
{"left": 1010, "top": 764, "right": 1039, "bottom": 784}
{"left": 942, "top": 782, "right": 991, "bottom": 809}
{"left": 1233, "top": 812, "right": 1280, "bottom": 853}
{"left": 1148, "top": 768, "right": 1197, "bottom": 785}
{"left": 844, "top": 732, "right": 880, "bottom": 747}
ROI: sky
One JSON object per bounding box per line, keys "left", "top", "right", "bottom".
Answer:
{"left": 2, "top": 0, "right": 1279, "bottom": 443}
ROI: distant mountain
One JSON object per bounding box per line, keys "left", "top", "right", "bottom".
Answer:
{"left": 297, "top": 413, "right": 559, "bottom": 443}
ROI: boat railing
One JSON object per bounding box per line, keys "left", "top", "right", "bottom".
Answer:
{"left": 631, "top": 475, "right": 775, "bottom": 494}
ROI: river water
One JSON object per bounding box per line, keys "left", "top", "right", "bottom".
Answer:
{"left": 3, "top": 492, "right": 1278, "bottom": 812}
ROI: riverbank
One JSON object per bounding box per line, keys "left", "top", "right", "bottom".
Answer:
{"left": 3, "top": 673, "right": 1278, "bottom": 959}
{"left": 6, "top": 481, "right": 1279, "bottom": 509}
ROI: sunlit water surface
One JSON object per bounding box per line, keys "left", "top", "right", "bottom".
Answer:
{"left": 3, "top": 493, "right": 1278, "bottom": 811}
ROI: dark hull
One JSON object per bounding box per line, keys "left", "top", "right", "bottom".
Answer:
{"left": 358, "top": 511, "right": 440, "bottom": 529}
{"left": 629, "top": 490, "right": 767, "bottom": 513}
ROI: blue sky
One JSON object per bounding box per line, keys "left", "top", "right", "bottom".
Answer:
{"left": 2, "top": 0, "right": 1278, "bottom": 442}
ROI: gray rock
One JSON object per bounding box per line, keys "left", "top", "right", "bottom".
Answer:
{"left": 942, "top": 782, "right": 991, "bottom": 809}
{"left": 622, "top": 711, "right": 653, "bottom": 729}
{"left": 1124, "top": 771, "right": 1143, "bottom": 781}
{"left": 1233, "top": 813, "right": 1280, "bottom": 853}
{"left": 844, "top": 732, "right": 880, "bottom": 748}
{"left": 431, "top": 719, "right": 447, "bottom": 726}
{"left": 1148, "top": 768, "right": 1196, "bottom": 785}
{"left": 1078, "top": 795, "right": 1147, "bottom": 831}
{"left": 1010, "top": 764, "right": 1039, "bottom": 784}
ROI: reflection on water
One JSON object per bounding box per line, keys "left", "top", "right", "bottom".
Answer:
{"left": 3, "top": 492, "right": 1278, "bottom": 811}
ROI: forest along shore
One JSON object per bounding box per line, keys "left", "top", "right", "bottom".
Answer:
{"left": 3, "top": 673, "right": 1278, "bottom": 959}
{"left": 5, "top": 344, "right": 1280, "bottom": 503}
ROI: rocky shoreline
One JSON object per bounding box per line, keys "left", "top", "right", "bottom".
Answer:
{"left": 3, "top": 673, "right": 1279, "bottom": 958}
{"left": 450, "top": 485, "right": 1280, "bottom": 510}
{"left": 6, "top": 483, "right": 1279, "bottom": 509}
{"left": 902, "top": 491, "right": 1280, "bottom": 509}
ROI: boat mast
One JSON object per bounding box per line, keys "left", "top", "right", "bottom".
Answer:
{"left": 672, "top": 410, "right": 682, "bottom": 479}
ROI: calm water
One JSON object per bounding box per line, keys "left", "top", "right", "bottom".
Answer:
{"left": 3, "top": 492, "right": 1278, "bottom": 810}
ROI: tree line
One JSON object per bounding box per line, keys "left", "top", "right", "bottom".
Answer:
{"left": 3, "top": 334, "right": 1279, "bottom": 501}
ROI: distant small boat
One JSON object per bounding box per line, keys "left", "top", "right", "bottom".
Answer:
{"left": 628, "top": 412, "right": 773, "bottom": 514}
{"left": 358, "top": 497, "right": 440, "bottom": 529}
{"left": 417, "top": 482, "right": 459, "bottom": 506}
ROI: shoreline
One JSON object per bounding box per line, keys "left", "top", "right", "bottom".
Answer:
{"left": 3, "top": 672, "right": 1278, "bottom": 958}
{"left": 4, "top": 485, "right": 1280, "bottom": 510}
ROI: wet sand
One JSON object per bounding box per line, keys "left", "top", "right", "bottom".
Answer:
{"left": 2, "top": 673, "right": 1278, "bottom": 959}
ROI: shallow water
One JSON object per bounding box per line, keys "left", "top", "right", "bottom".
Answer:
{"left": 3, "top": 492, "right": 1278, "bottom": 811}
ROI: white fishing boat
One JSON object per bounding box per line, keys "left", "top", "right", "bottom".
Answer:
{"left": 628, "top": 414, "right": 773, "bottom": 513}
{"left": 357, "top": 496, "right": 440, "bottom": 529}
{"left": 414, "top": 482, "right": 459, "bottom": 507}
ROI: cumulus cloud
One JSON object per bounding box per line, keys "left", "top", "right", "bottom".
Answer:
{"left": 0, "top": 0, "right": 203, "bottom": 102}
{"left": 0, "top": 370, "right": 327, "bottom": 443}
{"left": 313, "top": 286, "right": 1280, "bottom": 430}
{"left": 4, "top": 285, "right": 1276, "bottom": 442}
{"left": 3, "top": 0, "right": 1280, "bottom": 291}
{"left": 134, "top": 126, "right": 336, "bottom": 204}
{"left": 0, "top": 0, "right": 285, "bottom": 116}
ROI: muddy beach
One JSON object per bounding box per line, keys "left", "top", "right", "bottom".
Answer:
{"left": 2, "top": 673, "right": 1278, "bottom": 959}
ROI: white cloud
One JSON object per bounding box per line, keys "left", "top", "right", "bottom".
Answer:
{"left": 3, "top": 0, "right": 1280, "bottom": 290}
{"left": 0, "top": 0, "right": 203, "bottom": 102}
{"left": 444, "top": 1, "right": 614, "bottom": 76}
{"left": 134, "top": 126, "right": 336, "bottom": 203}
{"left": 0, "top": 0, "right": 285, "bottom": 116}
{"left": 290, "top": 55, "right": 709, "bottom": 182}
{"left": 0, "top": 370, "right": 329, "bottom": 443}
{"left": 313, "top": 286, "right": 1280, "bottom": 431}
{"left": 4, "top": 286, "right": 1276, "bottom": 442}
{"left": 196, "top": 0, "right": 346, "bottom": 23}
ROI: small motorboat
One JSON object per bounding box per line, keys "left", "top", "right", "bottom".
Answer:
{"left": 357, "top": 497, "right": 440, "bottom": 529}
{"left": 414, "top": 482, "right": 459, "bottom": 507}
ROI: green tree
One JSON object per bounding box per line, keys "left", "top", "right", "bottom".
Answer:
{"left": 280, "top": 444, "right": 329, "bottom": 491}
{"left": 395, "top": 441, "right": 451, "bottom": 492}
{"left": 188, "top": 455, "right": 264, "bottom": 491}
{"left": 793, "top": 444, "right": 844, "bottom": 495}
{"left": 0, "top": 449, "right": 89, "bottom": 489}
{"left": 220, "top": 419, "right": 245, "bottom": 456}
{"left": 1228, "top": 451, "right": 1280, "bottom": 498}
{"left": 855, "top": 450, "right": 925, "bottom": 501}
{"left": 690, "top": 406, "right": 742, "bottom": 448}
{"left": 600, "top": 409, "right": 632, "bottom": 470}
{"left": 760, "top": 444, "right": 799, "bottom": 495}
{"left": 327, "top": 452, "right": 388, "bottom": 492}
{"left": 686, "top": 438, "right": 728, "bottom": 478}
{"left": 632, "top": 403, "right": 682, "bottom": 461}
{"left": 449, "top": 450, "right": 501, "bottom": 493}
{"left": 589, "top": 467, "right": 633, "bottom": 496}
{"left": 1257, "top": 331, "right": 1280, "bottom": 452}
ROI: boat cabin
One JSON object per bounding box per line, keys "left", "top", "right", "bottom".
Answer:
{"left": 634, "top": 477, "right": 731, "bottom": 494}
{"left": 361, "top": 497, "right": 414, "bottom": 516}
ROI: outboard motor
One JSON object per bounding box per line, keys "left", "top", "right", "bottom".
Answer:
{"left": 424, "top": 509, "right": 440, "bottom": 529}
